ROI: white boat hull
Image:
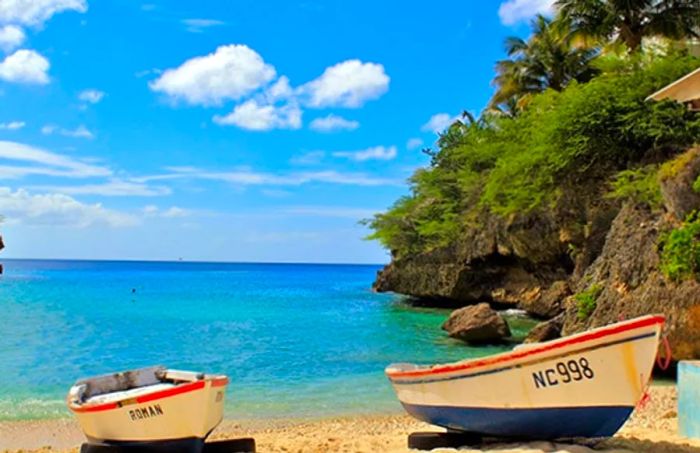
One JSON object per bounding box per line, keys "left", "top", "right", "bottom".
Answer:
{"left": 386, "top": 315, "right": 664, "bottom": 439}
{"left": 69, "top": 374, "right": 227, "bottom": 445}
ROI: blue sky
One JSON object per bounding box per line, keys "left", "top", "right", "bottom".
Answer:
{"left": 0, "top": 0, "right": 552, "bottom": 263}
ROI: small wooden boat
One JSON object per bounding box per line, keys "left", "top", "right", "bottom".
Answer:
{"left": 386, "top": 315, "right": 665, "bottom": 440}
{"left": 67, "top": 366, "right": 228, "bottom": 450}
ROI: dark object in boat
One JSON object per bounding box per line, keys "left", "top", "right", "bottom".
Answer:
{"left": 80, "top": 438, "right": 256, "bottom": 453}
{"left": 408, "top": 431, "right": 482, "bottom": 450}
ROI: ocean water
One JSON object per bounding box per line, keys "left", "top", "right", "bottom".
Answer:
{"left": 0, "top": 260, "right": 537, "bottom": 421}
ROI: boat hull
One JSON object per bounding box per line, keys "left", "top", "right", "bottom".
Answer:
{"left": 387, "top": 315, "right": 664, "bottom": 439}
{"left": 70, "top": 378, "right": 227, "bottom": 444}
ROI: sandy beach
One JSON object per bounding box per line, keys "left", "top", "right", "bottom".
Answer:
{"left": 1, "top": 386, "right": 699, "bottom": 453}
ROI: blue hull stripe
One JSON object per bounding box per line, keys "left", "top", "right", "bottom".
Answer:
{"left": 392, "top": 331, "right": 656, "bottom": 385}
{"left": 401, "top": 403, "right": 634, "bottom": 439}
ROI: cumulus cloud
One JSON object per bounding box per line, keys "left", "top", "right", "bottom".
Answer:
{"left": 0, "top": 120, "right": 24, "bottom": 130}
{"left": 309, "top": 114, "right": 359, "bottom": 132}
{"left": 41, "top": 124, "right": 94, "bottom": 139}
{"left": 300, "top": 59, "right": 389, "bottom": 108}
{"left": 0, "top": 49, "right": 49, "bottom": 84}
{"left": 498, "top": 0, "right": 555, "bottom": 25}
{"left": 149, "top": 44, "right": 276, "bottom": 106}
{"left": 213, "top": 99, "right": 302, "bottom": 131}
{"left": 78, "top": 89, "right": 105, "bottom": 104}
{"left": 0, "top": 0, "right": 87, "bottom": 26}
{"left": 0, "top": 187, "right": 137, "bottom": 228}
{"left": 332, "top": 145, "right": 397, "bottom": 162}
{"left": 0, "top": 25, "right": 24, "bottom": 52}
{"left": 181, "top": 18, "right": 225, "bottom": 33}
{"left": 421, "top": 113, "right": 457, "bottom": 134}
{"left": 406, "top": 137, "right": 424, "bottom": 150}
{"left": 0, "top": 140, "right": 110, "bottom": 178}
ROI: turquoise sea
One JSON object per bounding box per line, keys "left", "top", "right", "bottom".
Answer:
{"left": 0, "top": 260, "right": 536, "bottom": 421}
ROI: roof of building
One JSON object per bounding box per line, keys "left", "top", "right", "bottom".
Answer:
{"left": 647, "top": 66, "right": 700, "bottom": 103}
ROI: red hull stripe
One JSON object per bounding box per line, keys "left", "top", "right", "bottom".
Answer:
{"left": 71, "top": 380, "right": 211, "bottom": 413}
{"left": 211, "top": 377, "right": 229, "bottom": 387}
{"left": 387, "top": 315, "right": 664, "bottom": 379}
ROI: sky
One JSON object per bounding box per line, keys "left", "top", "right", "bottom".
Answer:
{"left": 0, "top": 0, "right": 553, "bottom": 264}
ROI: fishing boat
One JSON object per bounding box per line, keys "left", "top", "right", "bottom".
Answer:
{"left": 67, "top": 366, "right": 228, "bottom": 450}
{"left": 386, "top": 315, "right": 665, "bottom": 440}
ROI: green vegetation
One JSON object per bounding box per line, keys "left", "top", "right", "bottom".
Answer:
{"left": 556, "top": 0, "right": 700, "bottom": 52}
{"left": 694, "top": 176, "right": 700, "bottom": 194}
{"left": 607, "top": 165, "right": 662, "bottom": 209}
{"left": 365, "top": 1, "right": 700, "bottom": 260}
{"left": 660, "top": 211, "right": 700, "bottom": 281}
{"left": 365, "top": 55, "right": 700, "bottom": 258}
{"left": 575, "top": 284, "right": 603, "bottom": 320}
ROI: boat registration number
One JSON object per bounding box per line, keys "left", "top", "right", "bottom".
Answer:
{"left": 532, "top": 357, "right": 595, "bottom": 388}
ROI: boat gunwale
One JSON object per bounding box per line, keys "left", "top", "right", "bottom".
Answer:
{"left": 386, "top": 315, "right": 664, "bottom": 380}
{"left": 68, "top": 376, "right": 229, "bottom": 413}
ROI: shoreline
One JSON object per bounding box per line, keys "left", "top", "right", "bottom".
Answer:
{"left": 3, "top": 386, "right": 700, "bottom": 453}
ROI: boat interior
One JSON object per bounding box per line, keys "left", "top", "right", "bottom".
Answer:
{"left": 68, "top": 366, "right": 205, "bottom": 406}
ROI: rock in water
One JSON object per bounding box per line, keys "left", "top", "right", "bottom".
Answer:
{"left": 524, "top": 315, "right": 564, "bottom": 343}
{"left": 442, "top": 303, "right": 511, "bottom": 343}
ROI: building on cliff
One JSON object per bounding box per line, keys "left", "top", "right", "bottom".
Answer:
{"left": 647, "top": 66, "right": 700, "bottom": 111}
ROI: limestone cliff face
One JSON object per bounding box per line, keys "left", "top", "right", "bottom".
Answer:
{"left": 374, "top": 185, "right": 618, "bottom": 309}
{"left": 374, "top": 148, "right": 700, "bottom": 360}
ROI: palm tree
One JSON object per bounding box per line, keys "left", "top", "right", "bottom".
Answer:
{"left": 489, "top": 15, "right": 598, "bottom": 113}
{"left": 555, "top": 0, "right": 700, "bottom": 53}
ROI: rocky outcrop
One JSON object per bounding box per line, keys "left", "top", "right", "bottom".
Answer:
{"left": 374, "top": 184, "right": 618, "bottom": 310}
{"left": 518, "top": 280, "right": 570, "bottom": 319}
{"left": 442, "top": 303, "right": 511, "bottom": 343}
{"left": 561, "top": 201, "right": 700, "bottom": 361}
{"left": 525, "top": 315, "right": 564, "bottom": 343}
{"left": 659, "top": 148, "right": 700, "bottom": 220}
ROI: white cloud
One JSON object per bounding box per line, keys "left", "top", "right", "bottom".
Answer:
{"left": 34, "top": 179, "right": 171, "bottom": 196}
{"left": 309, "top": 114, "right": 359, "bottom": 132}
{"left": 0, "top": 187, "right": 137, "bottom": 228}
{"left": 181, "top": 18, "right": 225, "bottom": 33}
{"left": 41, "top": 124, "right": 94, "bottom": 139}
{"left": 300, "top": 59, "right": 389, "bottom": 108}
{"left": 264, "top": 76, "right": 293, "bottom": 101}
{"left": 136, "top": 166, "right": 400, "bottom": 187}
{"left": 142, "top": 205, "right": 190, "bottom": 217}
{"left": 498, "top": 0, "right": 555, "bottom": 25}
{"left": 406, "top": 137, "right": 424, "bottom": 150}
{"left": 78, "top": 89, "right": 105, "bottom": 104}
{"left": 0, "top": 49, "right": 49, "bottom": 84}
{"left": 290, "top": 150, "right": 325, "bottom": 166}
{"left": 213, "top": 99, "right": 302, "bottom": 131}
{"left": 0, "top": 0, "right": 87, "bottom": 26}
{"left": 282, "top": 205, "right": 380, "bottom": 219}
{"left": 0, "top": 120, "right": 24, "bottom": 130}
{"left": 0, "top": 140, "right": 110, "bottom": 178}
{"left": 332, "top": 145, "right": 397, "bottom": 162}
{"left": 0, "top": 25, "right": 24, "bottom": 52}
{"left": 421, "top": 113, "right": 457, "bottom": 134}
{"left": 149, "top": 44, "right": 276, "bottom": 106}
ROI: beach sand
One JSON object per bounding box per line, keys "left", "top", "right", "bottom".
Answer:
{"left": 2, "top": 386, "right": 699, "bottom": 453}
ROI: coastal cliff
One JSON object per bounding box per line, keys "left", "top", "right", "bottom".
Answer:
{"left": 368, "top": 53, "right": 700, "bottom": 359}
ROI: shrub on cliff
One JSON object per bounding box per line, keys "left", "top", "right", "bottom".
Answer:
{"left": 660, "top": 211, "right": 700, "bottom": 281}
{"left": 366, "top": 54, "right": 700, "bottom": 258}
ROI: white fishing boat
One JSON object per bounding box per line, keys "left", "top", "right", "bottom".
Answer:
{"left": 386, "top": 315, "right": 665, "bottom": 439}
{"left": 67, "top": 366, "right": 228, "bottom": 450}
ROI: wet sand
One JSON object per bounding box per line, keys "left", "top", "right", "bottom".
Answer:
{"left": 2, "top": 386, "right": 699, "bottom": 452}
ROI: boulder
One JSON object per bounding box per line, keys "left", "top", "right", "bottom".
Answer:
{"left": 660, "top": 147, "right": 700, "bottom": 220}
{"left": 524, "top": 315, "right": 564, "bottom": 343}
{"left": 442, "top": 303, "right": 511, "bottom": 343}
{"left": 519, "top": 280, "right": 570, "bottom": 318}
